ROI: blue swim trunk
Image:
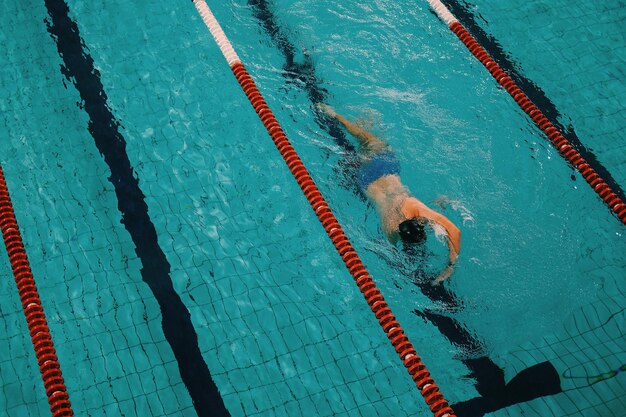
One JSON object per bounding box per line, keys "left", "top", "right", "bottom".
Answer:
{"left": 357, "top": 150, "right": 401, "bottom": 191}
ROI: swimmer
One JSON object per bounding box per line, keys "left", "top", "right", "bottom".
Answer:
{"left": 319, "top": 104, "right": 461, "bottom": 283}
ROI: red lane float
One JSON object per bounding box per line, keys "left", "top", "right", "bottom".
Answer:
{"left": 192, "top": 1, "right": 455, "bottom": 416}
{"left": 426, "top": 0, "right": 626, "bottom": 224}
{"left": 0, "top": 166, "right": 73, "bottom": 417}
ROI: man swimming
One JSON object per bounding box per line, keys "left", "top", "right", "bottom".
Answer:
{"left": 320, "top": 104, "right": 461, "bottom": 282}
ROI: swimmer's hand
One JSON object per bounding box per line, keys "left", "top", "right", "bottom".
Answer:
{"left": 434, "top": 261, "right": 456, "bottom": 285}
{"left": 317, "top": 103, "right": 337, "bottom": 118}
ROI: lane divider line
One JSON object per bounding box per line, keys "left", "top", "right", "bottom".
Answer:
{"left": 191, "top": 2, "right": 455, "bottom": 417}
{"left": 0, "top": 165, "right": 74, "bottom": 417}
{"left": 427, "top": 1, "right": 626, "bottom": 224}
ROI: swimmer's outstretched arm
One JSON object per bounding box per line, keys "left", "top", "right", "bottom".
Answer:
{"left": 406, "top": 202, "right": 461, "bottom": 283}
{"left": 319, "top": 104, "right": 387, "bottom": 152}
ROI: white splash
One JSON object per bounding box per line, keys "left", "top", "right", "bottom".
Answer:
{"left": 431, "top": 221, "right": 448, "bottom": 244}
{"left": 439, "top": 197, "right": 475, "bottom": 226}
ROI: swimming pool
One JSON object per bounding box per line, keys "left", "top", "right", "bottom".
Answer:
{"left": 0, "top": 0, "right": 624, "bottom": 416}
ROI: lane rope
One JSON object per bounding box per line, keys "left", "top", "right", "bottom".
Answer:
{"left": 0, "top": 165, "right": 74, "bottom": 417}
{"left": 191, "top": 2, "right": 456, "bottom": 416}
{"left": 426, "top": 0, "right": 626, "bottom": 224}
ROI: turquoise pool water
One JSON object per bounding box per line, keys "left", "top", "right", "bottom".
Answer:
{"left": 0, "top": 0, "right": 623, "bottom": 416}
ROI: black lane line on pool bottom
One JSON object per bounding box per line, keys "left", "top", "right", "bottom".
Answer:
{"left": 43, "top": 1, "right": 230, "bottom": 416}
{"left": 248, "top": 0, "right": 354, "bottom": 153}
{"left": 440, "top": 0, "right": 625, "bottom": 205}
{"left": 249, "top": 2, "right": 564, "bottom": 416}
{"left": 247, "top": 0, "right": 365, "bottom": 198}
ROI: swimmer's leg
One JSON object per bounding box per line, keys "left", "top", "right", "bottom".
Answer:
{"left": 318, "top": 104, "right": 387, "bottom": 154}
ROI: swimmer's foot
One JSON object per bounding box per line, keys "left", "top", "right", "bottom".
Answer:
{"left": 317, "top": 103, "right": 337, "bottom": 118}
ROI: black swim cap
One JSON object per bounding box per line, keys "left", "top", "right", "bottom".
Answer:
{"left": 398, "top": 218, "right": 426, "bottom": 245}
